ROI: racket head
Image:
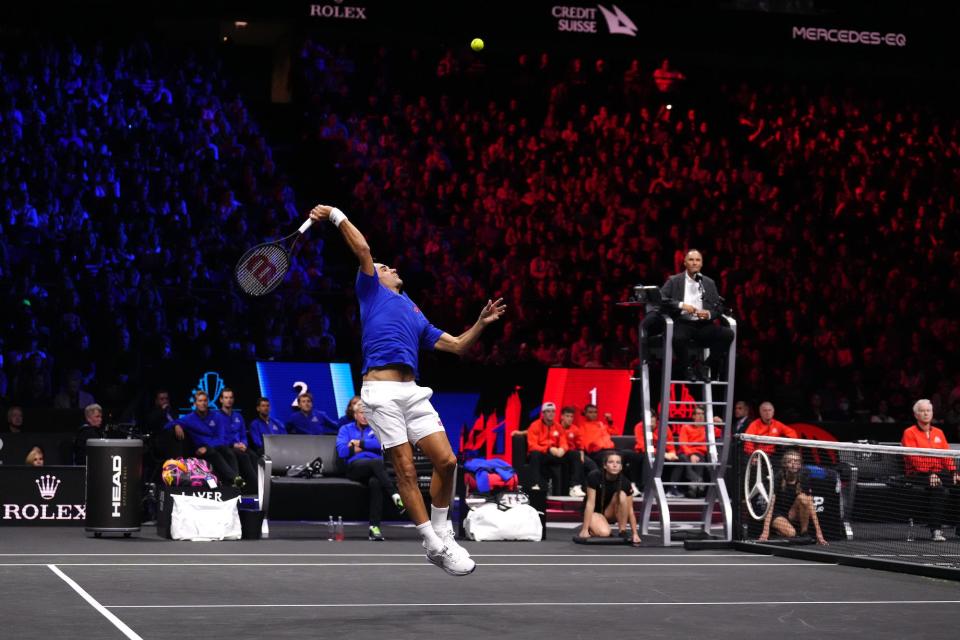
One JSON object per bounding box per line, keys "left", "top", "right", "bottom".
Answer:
{"left": 234, "top": 242, "right": 292, "bottom": 296}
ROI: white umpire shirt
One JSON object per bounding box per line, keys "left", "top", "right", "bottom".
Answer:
{"left": 680, "top": 272, "right": 706, "bottom": 320}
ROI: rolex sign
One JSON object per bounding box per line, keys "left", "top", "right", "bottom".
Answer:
{"left": 0, "top": 466, "right": 86, "bottom": 525}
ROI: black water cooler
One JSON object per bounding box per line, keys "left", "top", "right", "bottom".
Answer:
{"left": 85, "top": 439, "right": 142, "bottom": 537}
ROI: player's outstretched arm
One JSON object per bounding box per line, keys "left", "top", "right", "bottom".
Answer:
{"left": 309, "top": 204, "right": 374, "bottom": 275}
{"left": 434, "top": 297, "right": 506, "bottom": 357}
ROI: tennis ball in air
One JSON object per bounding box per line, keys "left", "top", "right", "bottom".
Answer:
{"left": 470, "top": 38, "right": 484, "bottom": 52}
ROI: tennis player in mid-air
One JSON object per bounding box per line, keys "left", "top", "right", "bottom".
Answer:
{"left": 309, "top": 204, "right": 505, "bottom": 575}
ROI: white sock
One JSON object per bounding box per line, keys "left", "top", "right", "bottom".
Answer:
{"left": 416, "top": 521, "right": 444, "bottom": 552}
{"left": 431, "top": 505, "right": 450, "bottom": 532}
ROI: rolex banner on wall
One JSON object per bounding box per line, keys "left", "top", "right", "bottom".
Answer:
{"left": 0, "top": 466, "right": 86, "bottom": 525}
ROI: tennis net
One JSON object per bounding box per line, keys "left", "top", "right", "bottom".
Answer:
{"left": 737, "top": 433, "right": 960, "bottom": 572}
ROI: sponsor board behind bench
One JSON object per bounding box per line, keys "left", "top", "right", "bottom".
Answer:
{"left": 0, "top": 466, "right": 86, "bottom": 525}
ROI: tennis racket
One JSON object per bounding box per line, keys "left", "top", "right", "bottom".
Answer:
{"left": 234, "top": 218, "right": 315, "bottom": 296}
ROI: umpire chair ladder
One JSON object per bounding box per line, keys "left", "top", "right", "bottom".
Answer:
{"left": 636, "top": 304, "right": 737, "bottom": 546}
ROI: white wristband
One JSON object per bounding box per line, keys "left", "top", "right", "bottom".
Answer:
{"left": 329, "top": 207, "right": 347, "bottom": 227}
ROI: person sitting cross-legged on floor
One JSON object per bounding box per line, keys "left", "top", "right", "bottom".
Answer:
{"left": 336, "top": 396, "right": 404, "bottom": 541}
{"left": 758, "top": 447, "right": 828, "bottom": 546}
{"left": 578, "top": 451, "right": 641, "bottom": 545}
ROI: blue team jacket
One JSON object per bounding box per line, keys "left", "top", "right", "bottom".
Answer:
{"left": 248, "top": 416, "right": 287, "bottom": 450}
{"left": 336, "top": 422, "right": 383, "bottom": 465}
{"left": 216, "top": 410, "right": 247, "bottom": 446}
{"left": 285, "top": 410, "right": 339, "bottom": 435}
{"left": 164, "top": 411, "right": 223, "bottom": 449}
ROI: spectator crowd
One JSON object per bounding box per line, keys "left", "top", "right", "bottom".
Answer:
{"left": 295, "top": 41, "right": 960, "bottom": 430}
{"left": 0, "top": 35, "right": 334, "bottom": 421}
{"left": 1, "top": 34, "right": 959, "bottom": 436}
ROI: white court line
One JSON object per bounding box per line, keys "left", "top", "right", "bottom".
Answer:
{"left": 0, "top": 553, "right": 753, "bottom": 557}
{"left": 48, "top": 564, "right": 143, "bottom": 640}
{"left": 5, "top": 561, "right": 827, "bottom": 567}
{"left": 104, "top": 600, "right": 960, "bottom": 609}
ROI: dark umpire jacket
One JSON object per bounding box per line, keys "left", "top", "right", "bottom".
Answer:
{"left": 659, "top": 272, "right": 724, "bottom": 321}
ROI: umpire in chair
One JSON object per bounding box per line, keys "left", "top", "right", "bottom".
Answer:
{"left": 644, "top": 249, "right": 733, "bottom": 382}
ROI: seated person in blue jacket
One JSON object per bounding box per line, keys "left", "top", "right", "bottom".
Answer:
{"left": 164, "top": 390, "right": 247, "bottom": 490}
{"left": 578, "top": 451, "right": 641, "bottom": 545}
{"left": 336, "top": 396, "right": 404, "bottom": 541}
{"left": 215, "top": 388, "right": 258, "bottom": 492}
{"left": 248, "top": 396, "right": 286, "bottom": 455}
{"left": 286, "top": 392, "right": 339, "bottom": 435}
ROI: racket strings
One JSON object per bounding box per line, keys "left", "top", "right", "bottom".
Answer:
{"left": 235, "top": 244, "right": 291, "bottom": 296}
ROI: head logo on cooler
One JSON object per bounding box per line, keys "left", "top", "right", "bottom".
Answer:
{"left": 111, "top": 455, "right": 122, "bottom": 517}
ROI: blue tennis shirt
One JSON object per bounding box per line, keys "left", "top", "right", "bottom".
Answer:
{"left": 356, "top": 269, "right": 444, "bottom": 378}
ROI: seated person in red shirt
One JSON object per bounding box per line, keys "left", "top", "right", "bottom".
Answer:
{"left": 527, "top": 402, "right": 584, "bottom": 496}
{"left": 759, "top": 447, "right": 828, "bottom": 545}
{"left": 623, "top": 414, "right": 675, "bottom": 498}
{"left": 743, "top": 401, "right": 797, "bottom": 459}
{"left": 678, "top": 405, "right": 722, "bottom": 498}
{"left": 580, "top": 404, "right": 616, "bottom": 468}
{"left": 561, "top": 405, "right": 581, "bottom": 451}
{"left": 560, "top": 405, "right": 599, "bottom": 488}
{"left": 578, "top": 451, "right": 641, "bottom": 545}
{"left": 901, "top": 398, "right": 960, "bottom": 542}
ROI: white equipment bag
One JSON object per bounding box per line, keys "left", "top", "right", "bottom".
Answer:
{"left": 170, "top": 494, "right": 242, "bottom": 541}
{"left": 464, "top": 502, "right": 542, "bottom": 541}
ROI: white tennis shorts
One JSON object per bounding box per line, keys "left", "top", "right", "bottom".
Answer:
{"left": 360, "top": 380, "right": 445, "bottom": 449}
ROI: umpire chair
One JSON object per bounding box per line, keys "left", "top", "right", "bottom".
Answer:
{"left": 628, "top": 285, "right": 738, "bottom": 546}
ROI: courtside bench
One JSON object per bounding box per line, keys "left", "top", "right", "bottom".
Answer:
{"left": 262, "top": 434, "right": 404, "bottom": 522}
{"left": 511, "top": 432, "right": 636, "bottom": 492}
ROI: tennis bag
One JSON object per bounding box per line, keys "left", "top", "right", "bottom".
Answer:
{"left": 162, "top": 457, "right": 219, "bottom": 489}
{"left": 464, "top": 498, "right": 542, "bottom": 542}
{"left": 170, "top": 493, "right": 242, "bottom": 541}
{"left": 464, "top": 458, "right": 518, "bottom": 494}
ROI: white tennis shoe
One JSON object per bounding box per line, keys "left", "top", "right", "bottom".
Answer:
{"left": 436, "top": 523, "right": 471, "bottom": 558}
{"left": 425, "top": 544, "right": 476, "bottom": 576}
{"left": 424, "top": 524, "right": 474, "bottom": 576}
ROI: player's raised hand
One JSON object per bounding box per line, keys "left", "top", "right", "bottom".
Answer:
{"left": 478, "top": 297, "right": 507, "bottom": 325}
{"left": 309, "top": 204, "right": 335, "bottom": 222}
